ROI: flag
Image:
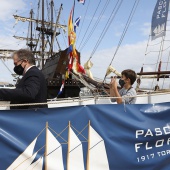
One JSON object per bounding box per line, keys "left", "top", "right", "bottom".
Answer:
{"left": 77, "top": 63, "right": 86, "bottom": 74}
{"left": 57, "top": 81, "right": 64, "bottom": 96}
{"left": 67, "top": 45, "right": 73, "bottom": 54}
{"left": 151, "top": 0, "right": 170, "bottom": 40}
{"left": 77, "top": 0, "right": 85, "bottom": 5}
{"left": 68, "top": 3, "right": 75, "bottom": 45}
{"left": 68, "top": 56, "right": 73, "bottom": 71}
{"left": 67, "top": 2, "right": 84, "bottom": 74}
{"left": 74, "top": 16, "right": 81, "bottom": 32}
{"left": 65, "top": 70, "right": 69, "bottom": 79}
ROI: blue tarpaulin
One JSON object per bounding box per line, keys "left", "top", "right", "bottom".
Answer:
{"left": 1, "top": 103, "right": 170, "bottom": 169}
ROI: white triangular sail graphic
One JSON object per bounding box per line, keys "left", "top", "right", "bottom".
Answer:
{"left": 13, "top": 151, "right": 38, "bottom": 169}
{"left": 46, "top": 128, "right": 64, "bottom": 170}
{"left": 26, "top": 157, "right": 43, "bottom": 170}
{"left": 69, "top": 127, "right": 84, "bottom": 170}
{"left": 89, "top": 126, "right": 109, "bottom": 170}
{"left": 7, "top": 137, "right": 37, "bottom": 170}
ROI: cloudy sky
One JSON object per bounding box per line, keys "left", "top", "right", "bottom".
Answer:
{"left": 0, "top": 0, "right": 169, "bottom": 89}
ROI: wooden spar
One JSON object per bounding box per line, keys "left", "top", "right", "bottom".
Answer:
{"left": 67, "top": 121, "right": 71, "bottom": 170}
{"left": 45, "top": 122, "right": 48, "bottom": 170}
{"left": 137, "top": 71, "right": 170, "bottom": 75}
{"left": 157, "top": 61, "right": 162, "bottom": 81}
{"left": 49, "top": 3, "right": 63, "bottom": 55}
{"left": 82, "top": 74, "right": 110, "bottom": 89}
{"left": 13, "top": 15, "right": 66, "bottom": 29}
{"left": 86, "top": 120, "right": 90, "bottom": 170}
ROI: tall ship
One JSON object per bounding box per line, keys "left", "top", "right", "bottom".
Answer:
{"left": 0, "top": 0, "right": 85, "bottom": 99}
{"left": 0, "top": 0, "right": 170, "bottom": 104}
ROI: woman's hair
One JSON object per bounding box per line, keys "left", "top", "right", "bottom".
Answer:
{"left": 121, "top": 69, "right": 137, "bottom": 85}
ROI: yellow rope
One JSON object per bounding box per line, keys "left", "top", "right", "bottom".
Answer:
{"left": 0, "top": 91, "right": 170, "bottom": 107}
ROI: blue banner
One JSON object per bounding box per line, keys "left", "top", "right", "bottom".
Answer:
{"left": 1, "top": 103, "right": 170, "bottom": 169}
{"left": 151, "top": 0, "right": 170, "bottom": 40}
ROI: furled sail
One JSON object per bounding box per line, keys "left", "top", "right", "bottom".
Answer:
{"left": 7, "top": 137, "right": 37, "bottom": 170}
{"left": 46, "top": 129, "right": 64, "bottom": 170}
{"left": 106, "top": 65, "right": 121, "bottom": 77}
{"left": 84, "top": 60, "right": 94, "bottom": 79}
{"left": 88, "top": 126, "right": 109, "bottom": 170}
{"left": 151, "top": 0, "right": 170, "bottom": 40}
{"left": 68, "top": 127, "right": 84, "bottom": 170}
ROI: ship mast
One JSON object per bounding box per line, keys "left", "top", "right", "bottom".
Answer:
{"left": 27, "top": 9, "right": 36, "bottom": 51}
{"left": 41, "top": 0, "right": 45, "bottom": 68}
{"left": 50, "top": 0, "right": 54, "bottom": 56}
{"left": 49, "top": 3, "right": 63, "bottom": 55}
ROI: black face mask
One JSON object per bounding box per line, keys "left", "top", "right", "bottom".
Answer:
{"left": 119, "top": 79, "right": 125, "bottom": 87}
{"left": 14, "top": 64, "right": 24, "bottom": 75}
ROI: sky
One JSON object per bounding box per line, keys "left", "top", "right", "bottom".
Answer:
{"left": 0, "top": 0, "right": 170, "bottom": 89}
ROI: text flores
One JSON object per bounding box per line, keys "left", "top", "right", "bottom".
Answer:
{"left": 135, "top": 126, "right": 170, "bottom": 152}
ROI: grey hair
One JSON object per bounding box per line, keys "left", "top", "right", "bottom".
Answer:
{"left": 12, "top": 49, "right": 35, "bottom": 65}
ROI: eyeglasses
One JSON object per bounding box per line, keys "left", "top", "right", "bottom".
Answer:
{"left": 14, "top": 59, "right": 23, "bottom": 66}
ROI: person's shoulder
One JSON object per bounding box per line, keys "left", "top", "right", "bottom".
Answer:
{"left": 130, "top": 87, "right": 136, "bottom": 94}
{"left": 131, "top": 87, "right": 136, "bottom": 91}
{"left": 28, "top": 66, "right": 40, "bottom": 73}
{"left": 29, "top": 66, "right": 39, "bottom": 71}
{"left": 25, "top": 66, "right": 42, "bottom": 77}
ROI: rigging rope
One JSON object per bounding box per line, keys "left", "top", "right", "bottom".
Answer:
{"left": 79, "top": 0, "right": 111, "bottom": 51}
{"left": 162, "top": 51, "right": 170, "bottom": 89}
{"left": 77, "top": 0, "right": 102, "bottom": 49}
{"left": 103, "top": 0, "right": 140, "bottom": 82}
{"left": 0, "top": 59, "right": 13, "bottom": 74}
{"left": 76, "top": 0, "right": 91, "bottom": 44}
{"left": 87, "top": 0, "right": 122, "bottom": 60}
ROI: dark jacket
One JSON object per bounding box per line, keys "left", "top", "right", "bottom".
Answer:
{"left": 0, "top": 66, "right": 47, "bottom": 109}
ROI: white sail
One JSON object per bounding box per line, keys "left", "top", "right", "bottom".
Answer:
{"left": 7, "top": 137, "right": 37, "bottom": 170}
{"left": 26, "top": 157, "right": 43, "bottom": 170}
{"left": 89, "top": 126, "right": 109, "bottom": 170}
{"left": 13, "top": 151, "right": 38, "bottom": 170}
{"left": 69, "top": 127, "right": 84, "bottom": 170}
{"left": 46, "top": 128, "right": 64, "bottom": 170}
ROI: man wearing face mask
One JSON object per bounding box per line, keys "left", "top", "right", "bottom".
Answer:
{"left": 110, "top": 69, "right": 137, "bottom": 104}
{"left": 0, "top": 49, "right": 47, "bottom": 109}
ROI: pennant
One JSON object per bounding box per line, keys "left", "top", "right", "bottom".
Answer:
{"left": 74, "top": 16, "right": 81, "bottom": 32}
{"left": 68, "top": 56, "right": 73, "bottom": 71}
{"left": 67, "top": 45, "right": 73, "bottom": 54}
{"left": 68, "top": 3, "right": 75, "bottom": 45}
{"left": 67, "top": 2, "right": 84, "bottom": 74}
{"left": 65, "top": 70, "right": 69, "bottom": 79}
{"left": 77, "top": 0, "right": 85, "bottom": 5}
{"left": 77, "top": 63, "right": 86, "bottom": 74}
{"left": 70, "top": 31, "right": 76, "bottom": 45}
{"left": 57, "top": 81, "right": 64, "bottom": 96}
